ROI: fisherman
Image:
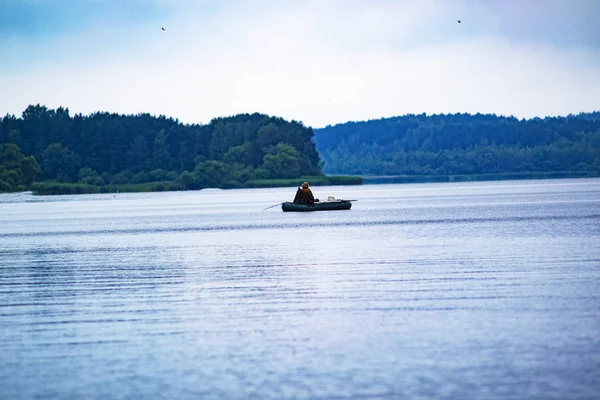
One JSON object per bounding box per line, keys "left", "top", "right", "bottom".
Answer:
{"left": 293, "top": 181, "right": 319, "bottom": 205}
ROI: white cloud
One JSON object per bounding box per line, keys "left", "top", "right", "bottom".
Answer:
{"left": 1, "top": 0, "right": 598, "bottom": 127}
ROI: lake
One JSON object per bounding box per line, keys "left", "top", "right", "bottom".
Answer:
{"left": 1, "top": 179, "right": 599, "bottom": 399}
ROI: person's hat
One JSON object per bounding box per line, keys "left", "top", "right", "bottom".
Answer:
{"left": 302, "top": 182, "right": 309, "bottom": 188}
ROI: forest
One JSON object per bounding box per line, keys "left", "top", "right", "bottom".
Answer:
{"left": 0, "top": 105, "right": 333, "bottom": 193}
{"left": 314, "top": 112, "right": 600, "bottom": 178}
{"left": 2, "top": 106, "right": 600, "bottom": 193}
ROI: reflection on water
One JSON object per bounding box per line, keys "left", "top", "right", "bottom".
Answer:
{"left": 1, "top": 179, "right": 599, "bottom": 399}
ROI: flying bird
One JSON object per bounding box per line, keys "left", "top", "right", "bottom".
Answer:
{"left": 457, "top": 20, "right": 461, "bottom": 23}
{"left": 161, "top": 27, "right": 166, "bottom": 31}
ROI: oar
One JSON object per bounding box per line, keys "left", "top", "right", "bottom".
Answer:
{"left": 262, "top": 202, "right": 283, "bottom": 210}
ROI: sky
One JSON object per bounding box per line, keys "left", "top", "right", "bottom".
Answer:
{"left": 0, "top": 0, "right": 599, "bottom": 128}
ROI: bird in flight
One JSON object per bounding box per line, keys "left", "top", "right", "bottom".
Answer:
{"left": 161, "top": 27, "right": 166, "bottom": 31}
{"left": 457, "top": 20, "right": 461, "bottom": 23}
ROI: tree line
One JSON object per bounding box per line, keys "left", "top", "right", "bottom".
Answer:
{"left": 0, "top": 105, "right": 323, "bottom": 192}
{"left": 313, "top": 112, "right": 600, "bottom": 176}
{"left": 2, "top": 106, "right": 599, "bottom": 193}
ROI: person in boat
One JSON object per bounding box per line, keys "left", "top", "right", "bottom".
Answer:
{"left": 293, "top": 182, "right": 319, "bottom": 205}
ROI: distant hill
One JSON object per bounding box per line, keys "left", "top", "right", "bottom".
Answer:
{"left": 313, "top": 112, "right": 600, "bottom": 177}
{"left": 572, "top": 111, "right": 600, "bottom": 121}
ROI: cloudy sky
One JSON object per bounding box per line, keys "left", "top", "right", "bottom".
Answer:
{"left": 1, "top": 0, "right": 598, "bottom": 128}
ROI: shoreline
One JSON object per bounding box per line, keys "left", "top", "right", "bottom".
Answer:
{"left": 23, "top": 175, "right": 363, "bottom": 196}
{"left": 361, "top": 171, "right": 600, "bottom": 184}
{"left": 2, "top": 172, "right": 598, "bottom": 196}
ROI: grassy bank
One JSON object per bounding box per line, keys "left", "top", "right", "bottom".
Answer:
{"left": 29, "top": 175, "right": 363, "bottom": 195}
{"left": 30, "top": 181, "right": 185, "bottom": 195}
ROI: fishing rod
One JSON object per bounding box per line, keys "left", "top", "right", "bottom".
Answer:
{"left": 262, "top": 202, "right": 283, "bottom": 210}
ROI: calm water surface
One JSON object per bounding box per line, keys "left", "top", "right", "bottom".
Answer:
{"left": 1, "top": 179, "right": 599, "bottom": 399}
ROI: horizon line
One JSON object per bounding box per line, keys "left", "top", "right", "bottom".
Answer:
{"left": 3, "top": 103, "right": 600, "bottom": 129}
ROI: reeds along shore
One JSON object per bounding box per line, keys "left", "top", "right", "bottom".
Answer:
{"left": 28, "top": 175, "right": 364, "bottom": 195}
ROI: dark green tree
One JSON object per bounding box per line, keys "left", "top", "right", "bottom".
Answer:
{"left": 192, "top": 160, "right": 230, "bottom": 188}
{"left": 0, "top": 143, "right": 40, "bottom": 191}
{"left": 152, "top": 129, "right": 171, "bottom": 170}
{"left": 262, "top": 143, "right": 301, "bottom": 179}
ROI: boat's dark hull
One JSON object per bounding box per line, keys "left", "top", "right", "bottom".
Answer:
{"left": 281, "top": 201, "right": 352, "bottom": 212}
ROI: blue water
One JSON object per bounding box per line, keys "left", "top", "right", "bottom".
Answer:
{"left": 1, "top": 179, "right": 599, "bottom": 399}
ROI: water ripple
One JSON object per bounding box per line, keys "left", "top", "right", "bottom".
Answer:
{"left": 0, "top": 213, "right": 598, "bottom": 239}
